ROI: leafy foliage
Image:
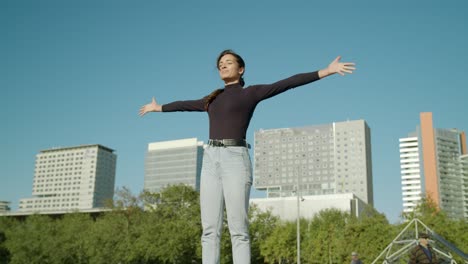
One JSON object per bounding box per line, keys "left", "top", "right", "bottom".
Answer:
{"left": 0, "top": 189, "right": 466, "bottom": 263}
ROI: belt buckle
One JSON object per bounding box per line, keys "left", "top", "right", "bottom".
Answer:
{"left": 221, "top": 139, "right": 231, "bottom": 147}
{"left": 210, "top": 140, "right": 223, "bottom": 147}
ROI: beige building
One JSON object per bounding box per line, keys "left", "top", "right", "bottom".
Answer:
{"left": 19, "top": 144, "right": 117, "bottom": 213}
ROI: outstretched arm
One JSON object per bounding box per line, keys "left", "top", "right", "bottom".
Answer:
{"left": 318, "top": 56, "right": 355, "bottom": 78}
{"left": 139, "top": 97, "right": 162, "bottom": 116}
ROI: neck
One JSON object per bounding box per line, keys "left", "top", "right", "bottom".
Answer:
{"left": 224, "top": 80, "right": 240, "bottom": 86}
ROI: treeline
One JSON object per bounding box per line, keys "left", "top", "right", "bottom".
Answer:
{"left": 0, "top": 185, "right": 466, "bottom": 264}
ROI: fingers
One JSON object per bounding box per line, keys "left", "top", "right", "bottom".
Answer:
{"left": 139, "top": 103, "right": 151, "bottom": 116}
{"left": 139, "top": 97, "right": 156, "bottom": 117}
{"left": 339, "top": 62, "right": 356, "bottom": 75}
{"left": 139, "top": 106, "right": 147, "bottom": 117}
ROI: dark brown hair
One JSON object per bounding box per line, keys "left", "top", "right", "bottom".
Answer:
{"left": 204, "top": 49, "right": 246, "bottom": 110}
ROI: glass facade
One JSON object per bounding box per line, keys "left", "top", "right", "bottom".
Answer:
{"left": 435, "top": 129, "right": 465, "bottom": 218}
{"left": 144, "top": 138, "right": 203, "bottom": 193}
{"left": 254, "top": 120, "right": 373, "bottom": 204}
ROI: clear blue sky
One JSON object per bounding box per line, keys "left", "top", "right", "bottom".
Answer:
{"left": 2, "top": 0, "right": 467, "bottom": 223}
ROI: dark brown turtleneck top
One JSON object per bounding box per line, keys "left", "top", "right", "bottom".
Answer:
{"left": 162, "top": 71, "right": 320, "bottom": 139}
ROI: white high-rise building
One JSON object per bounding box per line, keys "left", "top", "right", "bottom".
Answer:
{"left": 399, "top": 135, "right": 423, "bottom": 213}
{"left": 399, "top": 112, "right": 467, "bottom": 219}
{"left": 19, "top": 144, "right": 117, "bottom": 212}
{"left": 144, "top": 138, "right": 204, "bottom": 193}
{"left": 254, "top": 120, "right": 373, "bottom": 205}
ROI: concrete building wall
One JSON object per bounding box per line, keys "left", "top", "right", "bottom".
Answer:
{"left": 19, "top": 144, "right": 116, "bottom": 212}
{"left": 250, "top": 193, "right": 366, "bottom": 221}
{"left": 254, "top": 120, "right": 373, "bottom": 204}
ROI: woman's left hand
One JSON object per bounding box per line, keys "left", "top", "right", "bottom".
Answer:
{"left": 327, "top": 56, "right": 355, "bottom": 76}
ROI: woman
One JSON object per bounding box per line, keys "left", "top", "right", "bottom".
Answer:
{"left": 139, "top": 49, "right": 355, "bottom": 264}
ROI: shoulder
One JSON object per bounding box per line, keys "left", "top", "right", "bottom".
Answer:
{"left": 241, "top": 84, "right": 269, "bottom": 93}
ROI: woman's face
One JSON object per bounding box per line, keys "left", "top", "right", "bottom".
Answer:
{"left": 218, "top": 54, "right": 244, "bottom": 84}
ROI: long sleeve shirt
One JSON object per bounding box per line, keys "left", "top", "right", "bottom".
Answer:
{"left": 162, "top": 71, "right": 320, "bottom": 139}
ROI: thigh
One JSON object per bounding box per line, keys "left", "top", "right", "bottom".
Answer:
{"left": 220, "top": 147, "right": 252, "bottom": 224}
{"left": 200, "top": 147, "right": 224, "bottom": 226}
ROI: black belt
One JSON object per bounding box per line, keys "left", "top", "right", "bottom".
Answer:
{"left": 208, "top": 139, "right": 250, "bottom": 148}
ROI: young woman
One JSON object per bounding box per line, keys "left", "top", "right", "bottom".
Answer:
{"left": 139, "top": 49, "right": 355, "bottom": 264}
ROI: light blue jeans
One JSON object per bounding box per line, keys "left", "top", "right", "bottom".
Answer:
{"left": 200, "top": 146, "right": 252, "bottom": 264}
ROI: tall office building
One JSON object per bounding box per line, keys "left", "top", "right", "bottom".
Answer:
{"left": 399, "top": 135, "right": 422, "bottom": 213}
{"left": 254, "top": 119, "right": 373, "bottom": 205}
{"left": 19, "top": 144, "right": 117, "bottom": 212}
{"left": 399, "top": 112, "right": 467, "bottom": 218}
{"left": 144, "top": 138, "right": 204, "bottom": 193}
{"left": 460, "top": 155, "right": 468, "bottom": 218}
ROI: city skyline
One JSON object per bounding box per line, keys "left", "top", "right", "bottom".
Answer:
{"left": 2, "top": 1, "right": 468, "bottom": 223}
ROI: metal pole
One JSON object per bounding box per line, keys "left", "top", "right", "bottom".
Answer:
{"left": 297, "top": 167, "right": 301, "bottom": 264}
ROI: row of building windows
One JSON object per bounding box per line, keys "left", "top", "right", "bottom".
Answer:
{"left": 34, "top": 187, "right": 83, "bottom": 192}
{"left": 258, "top": 129, "right": 362, "bottom": 140}
{"left": 34, "top": 177, "right": 83, "bottom": 183}
{"left": 39, "top": 150, "right": 96, "bottom": 158}
{"left": 24, "top": 198, "right": 80, "bottom": 203}
{"left": 36, "top": 161, "right": 88, "bottom": 168}
{"left": 36, "top": 166, "right": 93, "bottom": 173}
{"left": 24, "top": 203, "right": 80, "bottom": 209}
{"left": 34, "top": 181, "right": 83, "bottom": 187}
{"left": 35, "top": 172, "right": 86, "bottom": 178}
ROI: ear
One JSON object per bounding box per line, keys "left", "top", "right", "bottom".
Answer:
{"left": 238, "top": 67, "right": 245, "bottom": 75}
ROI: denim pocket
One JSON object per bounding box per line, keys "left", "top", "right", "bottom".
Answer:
{"left": 224, "top": 147, "right": 252, "bottom": 185}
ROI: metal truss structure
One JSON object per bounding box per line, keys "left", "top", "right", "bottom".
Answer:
{"left": 371, "top": 218, "right": 467, "bottom": 264}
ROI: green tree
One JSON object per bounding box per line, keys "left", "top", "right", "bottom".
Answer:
{"left": 0, "top": 217, "right": 13, "bottom": 264}
{"left": 345, "top": 205, "right": 395, "bottom": 264}
{"left": 84, "top": 212, "right": 131, "bottom": 263}
{"left": 302, "top": 209, "right": 349, "bottom": 264}
{"left": 117, "top": 184, "right": 202, "bottom": 263}
{"left": 4, "top": 214, "right": 56, "bottom": 264}
{"left": 261, "top": 221, "right": 298, "bottom": 263}
{"left": 149, "top": 184, "right": 201, "bottom": 263}
{"left": 86, "top": 186, "right": 146, "bottom": 264}
{"left": 249, "top": 205, "right": 280, "bottom": 263}
{"left": 50, "top": 213, "right": 93, "bottom": 264}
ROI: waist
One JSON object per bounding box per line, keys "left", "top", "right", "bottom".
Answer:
{"left": 208, "top": 139, "right": 250, "bottom": 148}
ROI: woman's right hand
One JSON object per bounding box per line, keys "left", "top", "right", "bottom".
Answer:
{"left": 139, "top": 97, "right": 162, "bottom": 116}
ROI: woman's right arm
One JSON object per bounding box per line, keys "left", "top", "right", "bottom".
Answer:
{"left": 139, "top": 97, "right": 205, "bottom": 117}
